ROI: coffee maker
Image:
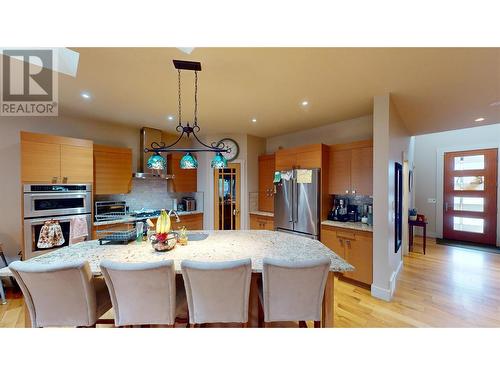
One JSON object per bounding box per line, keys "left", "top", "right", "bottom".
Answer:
{"left": 328, "top": 197, "right": 349, "bottom": 222}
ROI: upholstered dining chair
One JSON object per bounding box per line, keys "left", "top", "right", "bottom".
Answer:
{"left": 259, "top": 257, "right": 331, "bottom": 328}
{"left": 181, "top": 258, "right": 252, "bottom": 327}
{"left": 9, "top": 260, "right": 112, "bottom": 328}
{"left": 100, "top": 259, "right": 186, "bottom": 327}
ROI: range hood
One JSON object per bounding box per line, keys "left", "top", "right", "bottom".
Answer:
{"left": 133, "top": 127, "right": 174, "bottom": 179}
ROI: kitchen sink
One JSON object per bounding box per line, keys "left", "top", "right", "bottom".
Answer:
{"left": 187, "top": 233, "right": 209, "bottom": 241}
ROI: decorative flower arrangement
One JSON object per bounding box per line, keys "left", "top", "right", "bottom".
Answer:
{"left": 409, "top": 208, "right": 418, "bottom": 221}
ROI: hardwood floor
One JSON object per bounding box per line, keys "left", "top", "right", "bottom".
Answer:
{"left": 2, "top": 237, "right": 500, "bottom": 328}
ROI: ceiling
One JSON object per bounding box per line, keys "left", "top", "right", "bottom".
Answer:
{"left": 58, "top": 48, "right": 500, "bottom": 138}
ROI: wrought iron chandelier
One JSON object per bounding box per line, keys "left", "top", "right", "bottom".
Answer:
{"left": 144, "top": 60, "right": 230, "bottom": 170}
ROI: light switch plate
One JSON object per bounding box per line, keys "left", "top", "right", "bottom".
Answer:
{"left": 428, "top": 198, "right": 437, "bottom": 204}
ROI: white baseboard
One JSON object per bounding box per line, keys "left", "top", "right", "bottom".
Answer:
{"left": 371, "top": 260, "right": 403, "bottom": 302}
{"left": 371, "top": 284, "right": 392, "bottom": 301}
{"left": 390, "top": 260, "right": 403, "bottom": 295}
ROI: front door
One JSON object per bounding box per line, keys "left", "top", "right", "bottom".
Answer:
{"left": 214, "top": 163, "right": 241, "bottom": 230}
{"left": 443, "top": 148, "right": 498, "bottom": 245}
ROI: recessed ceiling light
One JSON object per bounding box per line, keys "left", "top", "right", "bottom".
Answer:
{"left": 251, "top": 118, "right": 257, "bottom": 123}
{"left": 474, "top": 117, "right": 485, "bottom": 122}
{"left": 81, "top": 92, "right": 91, "bottom": 100}
{"left": 301, "top": 100, "right": 309, "bottom": 107}
{"left": 167, "top": 115, "right": 175, "bottom": 121}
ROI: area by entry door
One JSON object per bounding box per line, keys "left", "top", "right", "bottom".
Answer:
{"left": 443, "top": 148, "right": 498, "bottom": 245}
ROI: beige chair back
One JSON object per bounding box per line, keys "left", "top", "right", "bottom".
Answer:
{"left": 100, "top": 260, "right": 177, "bottom": 326}
{"left": 181, "top": 258, "right": 252, "bottom": 324}
{"left": 9, "top": 260, "right": 98, "bottom": 327}
{"left": 262, "top": 257, "right": 331, "bottom": 322}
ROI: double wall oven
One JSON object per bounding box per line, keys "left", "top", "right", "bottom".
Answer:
{"left": 23, "top": 184, "right": 92, "bottom": 259}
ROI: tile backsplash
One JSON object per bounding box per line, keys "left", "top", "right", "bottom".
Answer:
{"left": 96, "top": 178, "right": 203, "bottom": 212}
{"left": 331, "top": 194, "right": 373, "bottom": 214}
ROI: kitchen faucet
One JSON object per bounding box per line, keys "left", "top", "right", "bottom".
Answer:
{"left": 168, "top": 209, "right": 181, "bottom": 223}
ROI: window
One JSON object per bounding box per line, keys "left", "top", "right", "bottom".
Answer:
{"left": 454, "top": 155, "right": 484, "bottom": 171}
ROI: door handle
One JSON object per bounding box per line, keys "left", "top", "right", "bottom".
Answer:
{"left": 289, "top": 182, "right": 294, "bottom": 223}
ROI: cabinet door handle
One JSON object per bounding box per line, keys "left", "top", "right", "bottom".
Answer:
{"left": 346, "top": 240, "right": 351, "bottom": 248}
{"left": 339, "top": 239, "right": 344, "bottom": 246}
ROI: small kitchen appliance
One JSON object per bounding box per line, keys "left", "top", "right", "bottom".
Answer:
{"left": 182, "top": 197, "right": 196, "bottom": 212}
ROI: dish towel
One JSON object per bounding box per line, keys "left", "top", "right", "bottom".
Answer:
{"left": 69, "top": 216, "right": 89, "bottom": 245}
{"left": 37, "top": 221, "right": 65, "bottom": 249}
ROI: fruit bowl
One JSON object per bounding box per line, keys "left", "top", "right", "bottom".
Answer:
{"left": 151, "top": 232, "right": 178, "bottom": 252}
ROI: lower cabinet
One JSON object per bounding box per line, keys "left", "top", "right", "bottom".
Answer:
{"left": 172, "top": 213, "right": 203, "bottom": 231}
{"left": 250, "top": 214, "right": 274, "bottom": 230}
{"left": 321, "top": 225, "right": 373, "bottom": 285}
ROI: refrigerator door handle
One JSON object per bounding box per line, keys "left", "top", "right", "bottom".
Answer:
{"left": 293, "top": 177, "right": 299, "bottom": 223}
{"left": 288, "top": 180, "right": 294, "bottom": 223}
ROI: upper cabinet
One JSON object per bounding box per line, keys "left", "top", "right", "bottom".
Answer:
{"left": 329, "top": 140, "right": 373, "bottom": 195}
{"left": 167, "top": 153, "right": 197, "bottom": 193}
{"left": 275, "top": 144, "right": 323, "bottom": 170}
{"left": 94, "top": 144, "right": 132, "bottom": 195}
{"left": 21, "top": 131, "right": 93, "bottom": 184}
{"left": 258, "top": 154, "right": 275, "bottom": 212}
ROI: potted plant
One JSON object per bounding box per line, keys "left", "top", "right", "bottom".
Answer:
{"left": 409, "top": 208, "right": 418, "bottom": 221}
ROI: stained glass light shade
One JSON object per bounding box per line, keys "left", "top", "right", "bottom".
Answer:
{"left": 211, "top": 152, "right": 228, "bottom": 168}
{"left": 147, "top": 153, "right": 167, "bottom": 170}
{"left": 180, "top": 152, "right": 198, "bottom": 169}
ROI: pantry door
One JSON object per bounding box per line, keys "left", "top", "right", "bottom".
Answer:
{"left": 214, "top": 163, "right": 241, "bottom": 230}
{"left": 443, "top": 148, "right": 498, "bottom": 245}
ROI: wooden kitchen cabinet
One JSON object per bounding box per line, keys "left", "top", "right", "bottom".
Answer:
{"left": 167, "top": 153, "right": 198, "bottom": 193}
{"left": 350, "top": 146, "right": 373, "bottom": 196}
{"left": 329, "top": 149, "right": 351, "bottom": 195}
{"left": 321, "top": 225, "right": 373, "bottom": 285}
{"left": 21, "top": 141, "right": 61, "bottom": 183}
{"left": 321, "top": 225, "right": 345, "bottom": 259}
{"left": 250, "top": 214, "right": 274, "bottom": 230}
{"left": 172, "top": 213, "right": 203, "bottom": 231}
{"left": 258, "top": 154, "right": 275, "bottom": 212}
{"left": 61, "top": 145, "right": 94, "bottom": 183}
{"left": 94, "top": 144, "right": 132, "bottom": 195}
{"left": 329, "top": 140, "right": 373, "bottom": 195}
{"left": 21, "top": 131, "right": 93, "bottom": 184}
{"left": 275, "top": 144, "right": 323, "bottom": 170}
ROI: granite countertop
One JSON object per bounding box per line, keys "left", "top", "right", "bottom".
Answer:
{"left": 321, "top": 220, "right": 373, "bottom": 233}
{"left": 249, "top": 211, "right": 274, "bottom": 217}
{"left": 93, "top": 210, "right": 204, "bottom": 227}
{"left": 0, "top": 230, "right": 353, "bottom": 277}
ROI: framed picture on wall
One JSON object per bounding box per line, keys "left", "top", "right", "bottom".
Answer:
{"left": 395, "top": 162, "right": 403, "bottom": 253}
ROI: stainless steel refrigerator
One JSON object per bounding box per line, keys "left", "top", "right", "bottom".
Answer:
{"left": 274, "top": 168, "right": 320, "bottom": 239}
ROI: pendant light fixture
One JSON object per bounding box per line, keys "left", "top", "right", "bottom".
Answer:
{"left": 145, "top": 60, "right": 230, "bottom": 170}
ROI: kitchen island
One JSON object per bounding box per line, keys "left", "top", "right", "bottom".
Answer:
{"left": 1, "top": 230, "right": 353, "bottom": 327}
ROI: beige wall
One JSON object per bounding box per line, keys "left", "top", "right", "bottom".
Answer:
{"left": 266, "top": 115, "right": 373, "bottom": 153}
{"left": 372, "top": 94, "right": 413, "bottom": 301}
{"left": 414, "top": 123, "right": 500, "bottom": 245}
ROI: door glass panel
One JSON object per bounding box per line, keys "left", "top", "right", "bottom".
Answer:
{"left": 453, "top": 197, "right": 484, "bottom": 212}
{"left": 453, "top": 217, "right": 484, "bottom": 234}
{"left": 454, "top": 155, "right": 484, "bottom": 170}
{"left": 453, "top": 176, "right": 484, "bottom": 191}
